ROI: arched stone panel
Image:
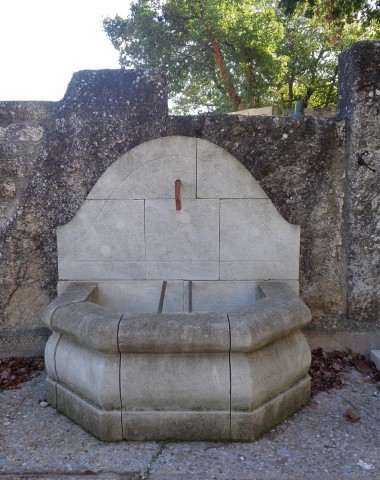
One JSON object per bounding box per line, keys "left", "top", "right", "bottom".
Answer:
{"left": 57, "top": 136, "right": 300, "bottom": 311}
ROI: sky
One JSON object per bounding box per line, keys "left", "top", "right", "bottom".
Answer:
{"left": 0, "top": 0, "right": 132, "bottom": 101}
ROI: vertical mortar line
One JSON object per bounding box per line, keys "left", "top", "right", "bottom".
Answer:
{"left": 218, "top": 199, "right": 221, "bottom": 280}
{"left": 188, "top": 280, "right": 192, "bottom": 313}
{"left": 227, "top": 313, "right": 232, "bottom": 438}
{"left": 183, "top": 279, "right": 187, "bottom": 312}
{"left": 52, "top": 332, "right": 63, "bottom": 408}
{"left": 144, "top": 199, "right": 146, "bottom": 279}
{"left": 117, "top": 313, "right": 124, "bottom": 438}
{"left": 195, "top": 138, "right": 198, "bottom": 199}
{"left": 52, "top": 333, "right": 62, "bottom": 384}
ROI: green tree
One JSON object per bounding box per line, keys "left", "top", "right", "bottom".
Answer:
{"left": 280, "top": 0, "right": 380, "bottom": 25}
{"left": 104, "top": 0, "right": 285, "bottom": 113}
{"left": 277, "top": 0, "right": 379, "bottom": 108}
{"left": 104, "top": 0, "right": 379, "bottom": 113}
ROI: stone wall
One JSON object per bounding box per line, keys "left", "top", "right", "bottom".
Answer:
{"left": 338, "top": 41, "right": 380, "bottom": 324}
{"left": 0, "top": 42, "right": 379, "bottom": 356}
{"left": 0, "top": 69, "right": 167, "bottom": 355}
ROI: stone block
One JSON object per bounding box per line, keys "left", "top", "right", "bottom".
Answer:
{"left": 228, "top": 282, "right": 312, "bottom": 353}
{"left": 88, "top": 136, "right": 196, "bottom": 200}
{"left": 338, "top": 42, "right": 380, "bottom": 322}
{"left": 59, "top": 260, "right": 146, "bottom": 281}
{"left": 169, "top": 114, "right": 347, "bottom": 320}
{"left": 50, "top": 301, "right": 121, "bottom": 353}
{"left": 55, "top": 337, "right": 121, "bottom": 409}
{"left": 110, "top": 150, "right": 196, "bottom": 200}
{"left": 118, "top": 312, "right": 230, "bottom": 353}
{"left": 197, "top": 138, "right": 267, "bottom": 199}
{"left": 145, "top": 261, "right": 220, "bottom": 280}
{"left": 228, "top": 106, "right": 278, "bottom": 116}
{"left": 73, "top": 200, "right": 145, "bottom": 262}
{"left": 184, "top": 280, "right": 260, "bottom": 313}
{"left": 42, "top": 282, "right": 97, "bottom": 328}
{"left": 230, "top": 376, "right": 311, "bottom": 441}
{"left": 230, "top": 331, "right": 311, "bottom": 411}
{"left": 145, "top": 199, "right": 219, "bottom": 279}
{"left": 58, "top": 200, "right": 146, "bottom": 281}
{"left": 122, "top": 410, "right": 231, "bottom": 441}
{"left": 95, "top": 280, "right": 184, "bottom": 313}
{"left": 220, "top": 199, "right": 300, "bottom": 280}
{"left": 56, "top": 383, "right": 123, "bottom": 442}
{"left": 120, "top": 353, "right": 230, "bottom": 410}
{"left": 1, "top": 70, "right": 168, "bottom": 350}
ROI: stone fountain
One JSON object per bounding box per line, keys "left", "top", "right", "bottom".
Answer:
{"left": 43, "top": 136, "right": 311, "bottom": 441}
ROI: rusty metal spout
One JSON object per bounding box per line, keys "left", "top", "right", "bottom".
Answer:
{"left": 175, "top": 179, "right": 182, "bottom": 211}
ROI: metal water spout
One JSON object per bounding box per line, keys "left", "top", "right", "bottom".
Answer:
{"left": 175, "top": 179, "right": 182, "bottom": 210}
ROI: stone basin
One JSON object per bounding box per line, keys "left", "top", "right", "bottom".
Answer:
{"left": 43, "top": 136, "right": 312, "bottom": 441}
{"left": 44, "top": 281, "right": 311, "bottom": 441}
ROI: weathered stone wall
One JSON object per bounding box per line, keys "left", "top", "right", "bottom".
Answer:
{"left": 0, "top": 42, "right": 379, "bottom": 356}
{"left": 338, "top": 41, "right": 380, "bottom": 324}
{"left": 0, "top": 69, "right": 167, "bottom": 355}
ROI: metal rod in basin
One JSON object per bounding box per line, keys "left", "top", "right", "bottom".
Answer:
{"left": 188, "top": 280, "right": 192, "bottom": 313}
{"left": 157, "top": 280, "right": 167, "bottom": 313}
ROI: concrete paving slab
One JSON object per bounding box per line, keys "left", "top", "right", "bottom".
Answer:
{"left": 0, "top": 373, "right": 159, "bottom": 476}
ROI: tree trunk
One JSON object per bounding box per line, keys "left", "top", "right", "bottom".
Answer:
{"left": 241, "top": 48, "right": 258, "bottom": 107}
{"left": 208, "top": 29, "right": 241, "bottom": 110}
{"left": 304, "top": 86, "right": 315, "bottom": 107}
{"left": 288, "top": 79, "right": 294, "bottom": 108}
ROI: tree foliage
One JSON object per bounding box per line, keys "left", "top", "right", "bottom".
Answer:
{"left": 281, "top": 0, "right": 380, "bottom": 25}
{"left": 276, "top": 1, "right": 379, "bottom": 108}
{"left": 103, "top": 0, "right": 380, "bottom": 113}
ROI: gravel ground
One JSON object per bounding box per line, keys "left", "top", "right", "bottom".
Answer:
{"left": 0, "top": 368, "right": 379, "bottom": 480}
